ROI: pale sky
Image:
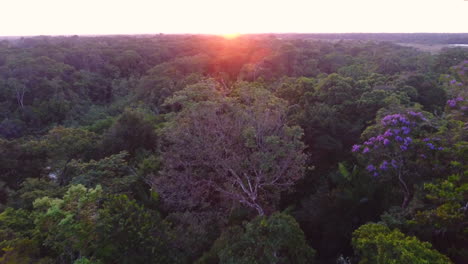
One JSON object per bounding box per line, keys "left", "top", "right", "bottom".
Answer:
{"left": 0, "top": 0, "right": 467, "bottom": 36}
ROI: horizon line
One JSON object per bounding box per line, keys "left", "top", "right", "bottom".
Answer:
{"left": 1, "top": 32, "right": 468, "bottom": 38}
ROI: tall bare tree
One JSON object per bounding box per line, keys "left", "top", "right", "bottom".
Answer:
{"left": 153, "top": 81, "right": 307, "bottom": 215}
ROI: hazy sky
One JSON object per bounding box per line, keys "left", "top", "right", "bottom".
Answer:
{"left": 0, "top": 0, "right": 467, "bottom": 36}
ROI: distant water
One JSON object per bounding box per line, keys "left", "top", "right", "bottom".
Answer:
{"left": 449, "top": 44, "right": 468, "bottom": 47}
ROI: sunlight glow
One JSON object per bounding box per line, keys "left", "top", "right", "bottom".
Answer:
{"left": 222, "top": 33, "right": 241, "bottom": 39}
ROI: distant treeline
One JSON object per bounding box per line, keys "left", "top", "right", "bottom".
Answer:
{"left": 3, "top": 33, "right": 468, "bottom": 44}
{"left": 274, "top": 33, "right": 468, "bottom": 44}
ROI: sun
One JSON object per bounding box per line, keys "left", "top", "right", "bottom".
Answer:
{"left": 221, "top": 33, "right": 241, "bottom": 39}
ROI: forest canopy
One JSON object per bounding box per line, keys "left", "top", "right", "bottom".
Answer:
{"left": 0, "top": 34, "right": 467, "bottom": 264}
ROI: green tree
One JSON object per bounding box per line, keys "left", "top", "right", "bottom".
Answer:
{"left": 0, "top": 138, "right": 48, "bottom": 190}
{"left": 66, "top": 152, "right": 138, "bottom": 195}
{"left": 197, "top": 212, "right": 315, "bottom": 264}
{"left": 352, "top": 223, "right": 452, "bottom": 264}
{"left": 412, "top": 173, "right": 468, "bottom": 262}
{"left": 42, "top": 126, "right": 99, "bottom": 183}
{"left": 10, "top": 178, "right": 64, "bottom": 209}
{"left": 33, "top": 185, "right": 103, "bottom": 263}
{"left": 94, "top": 195, "right": 179, "bottom": 264}
{"left": 0, "top": 208, "right": 44, "bottom": 263}
{"left": 101, "top": 108, "right": 158, "bottom": 157}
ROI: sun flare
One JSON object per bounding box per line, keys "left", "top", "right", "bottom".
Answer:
{"left": 222, "top": 33, "right": 241, "bottom": 39}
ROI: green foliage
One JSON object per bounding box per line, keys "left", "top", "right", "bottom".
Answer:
{"left": 101, "top": 108, "right": 158, "bottom": 156}
{"left": 33, "top": 184, "right": 103, "bottom": 261}
{"left": 94, "top": 194, "right": 179, "bottom": 264}
{"left": 411, "top": 173, "right": 468, "bottom": 261}
{"left": 73, "top": 258, "right": 101, "bottom": 264}
{"left": 1, "top": 35, "right": 467, "bottom": 264}
{"left": 352, "top": 223, "right": 452, "bottom": 264}
{"left": 66, "top": 152, "right": 137, "bottom": 194}
{"left": 0, "top": 208, "right": 35, "bottom": 241}
{"left": 10, "top": 178, "right": 64, "bottom": 209}
{"left": 168, "top": 211, "right": 226, "bottom": 262}
{"left": 0, "top": 238, "right": 42, "bottom": 264}
{"left": 198, "top": 212, "right": 315, "bottom": 264}
{"left": 0, "top": 207, "right": 49, "bottom": 263}
{"left": 416, "top": 174, "right": 468, "bottom": 228}
{"left": 0, "top": 138, "right": 48, "bottom": 190}
{"left": 294, "top": 164, "right": 389, "bottom": 260}
{"left": 43, "top": 126, "right": 99, "bottom": 161}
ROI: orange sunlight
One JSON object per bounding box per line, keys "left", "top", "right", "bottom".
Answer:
{"left": 222, "top": 33, "right": 241, "bottom": 39}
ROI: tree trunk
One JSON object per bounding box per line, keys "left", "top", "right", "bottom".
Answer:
{"left": 398, "top": 170, "right": 411, "bottom": 208}
{"left": 254, "top": 203, "right": 265, "bottom": 216}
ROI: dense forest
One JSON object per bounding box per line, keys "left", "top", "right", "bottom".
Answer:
{"left": 0, "top": 34, "right": 467, "bottom": 264}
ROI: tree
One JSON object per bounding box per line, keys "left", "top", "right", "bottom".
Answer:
{"left": 65, "top": 152, "right": 138, "bottom": 195}
{"left": 352, "top": 223, "right": 452, "bottom": 264}
{"left": 33, "top": 185, "right": 103, "bottom": 263}
{"left": 0, "top": 138, "right": 48, "bottom": 190}
{"left": 94, "top": 195, "right": 180, "bottom": 264}
{"left": 44, "top": 126, "right": 98, "bottom": 162}
{"left": 197, "top": 212, "right": 315, "bottom": 264}
{"left": 154, "top": 81, "right": 307, "bottom": 215}
{"left": 42, "top": 126, "right": 99, "bottom": 185}
{"left": 10, "top": 178, "right": 63, "bottom": 209}
{"left": 413, "top": 173, "right": 468, "bottom": 262}
{"left": 403, "top": 74, "right": 447, "bottom": 112}
{"left": 101, "top": 108, "right": 158, "bottom": 157}
{"left": 352, "top": 110, "right": 441, "bottom": 208}
{"left": 0, "top": 208, "right": 45, "bottom": 264}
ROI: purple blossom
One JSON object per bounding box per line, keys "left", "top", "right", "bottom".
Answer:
{"left": 450, "top": 79, "right": 457, "bottom": 84}
{"left": 401, "top": 126, "right": 410, "bottom": 135}
{"left": 363, "top": 147, "right": 370, "bottom": 153}
{"left": 367, "top": 164, "right": 376, "bottom": 172}
{"left": 400, "top": 145, "right": 408, "bottom": 151}
{"left": 393, "top": 129, "right": 401, "bottom": 134}
{"left": 382, "top": 114, "right": 405, "bottom": 125}
{"left": 426, "top": 143, "right": 435, "bottom": 150}
{"left": 447, "top": 97, "right": 464, "bottom": 107}
{"left": 381, "top": 114, "right": 410, "bottom": 127}
{"left": 352, "top": 144, "right": 361, "bottom": 152}
{"left": 420, "top": 154, "right": 427, "bottom": 159}
{"left": 408, "top": 111, "right": 423, "bottom": 118}
{"left": 380, "top": 160, "right": 389, "bottom": 170}
{"left": 391, "top": 159, "right": 398, "bottom": 168}
{"left": 383, "top": 129, "right": 393, "bottom": 137}
{"left": 404, "top": 137, "right": 412, "bottom": 144}
{"left": 438, "top": 147, "right": 444, "bottom": 151}
{"left": 447, "top": 99, "right": 457, "bottom": 108}
{"left": 383, "top": 138, "right": 390, "bottom": 145}
{"left": 395, "top": 136, "right": 403, "bottom": 142}
{"left": 422, "top": 138, "right": 430, "bottom": 142}
{"left": 373, "top": 172, "right": 379, "bottom": 177}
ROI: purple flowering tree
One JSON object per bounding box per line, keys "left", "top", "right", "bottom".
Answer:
{"left": 442, "top": 60, "right": 468, "bottom": 123}
{"left": 352, "top": 111, "right": 443, "bottom": 208}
